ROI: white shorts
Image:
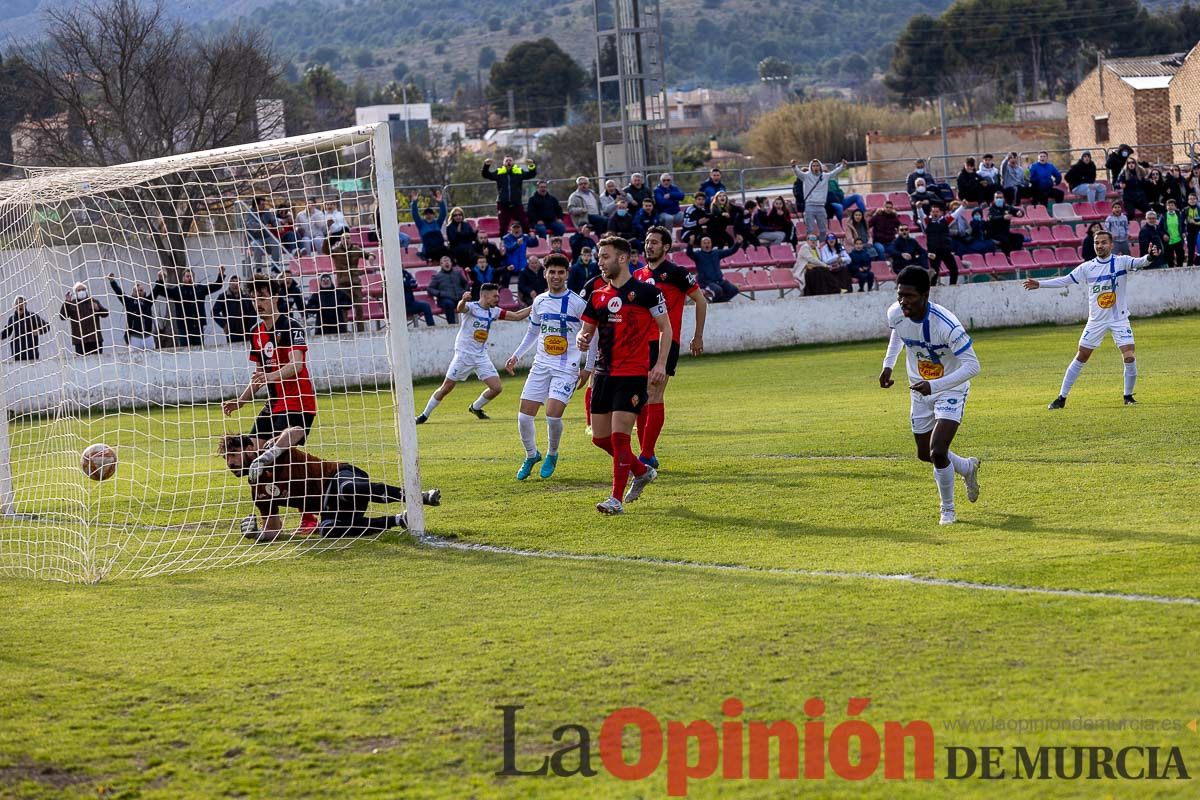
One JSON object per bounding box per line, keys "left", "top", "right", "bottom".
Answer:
{"left": 446, "top": 350, "right": 498, "bottom": 382}
{"left": 1079, "top": 319, "right": 1134, "bottom": 350}
{"left": 911, "top": 389, "right": 968, "bottom": 435}
{"left": 520, "top": 364, "right": 579, "bottom": 406}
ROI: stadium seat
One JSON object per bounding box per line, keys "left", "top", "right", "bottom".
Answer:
{"left": 887, "top": 191, "right": 910, "bottom": 208}
{"left": 912, "top": 233, "right": 927, "bottom": 250}
{"left": 476, "top": 217, "right": 501, "bottom": 237}
{"left": 768, "top": 245, "right": 795, "bottom": 267}
{"left": 290, "top": 254, "right": 335, "bottom": 276}
{"left": 727, "top": 269, "right": 749, "bottom": 291}
{"left": 1052, "top": 203, "right": 1081, "bottom": 223}
{"left": 398, "top": 222, "right": 419, "bottom": 240}
{"left": 771, "top": 267, "right": 801, "bottom": 295}
{"left": 673, "top": 251, "right": 695, "bottom": 271}
{"left": 1032, "top": 249, "right": 1059, "bottom": 269}
{"left": 1021, "top": 205, "right": 1054, "bottom": 226}
{"left": 364, "top": 272, "right": 384, "bottom": 298}
{"left": 827, "top": 218, "right": 845, "bottom": 237}
{"left": 1029, "top": 226, "right": 1056, "bottom": 247}
{"left": 984, "top": 252, "right": 1011, "bottom": 275}
{"left": 1127, "top": 220, "right": 1141, "bottom": 239}
{"left": 1008, "top": 250, "right": 1035, "bottom": 275}
{"left": 960, "top": 254, "right": 985, "bottom": 279}
{"left": 865, "top": 193, "right": 888, "bottom": 211}
{"left": 744, "top": 268, "right": 775, "bottom": 296}
{"left": 497, "top": 288, "right": 521, "bottom": 311}
{"left": 1051, "top": 224, "right": 1078, "bottom": 246}
{"left": 412, "top": 267, "right": 436, "bottom": 289}
{"left": 743, "top": 248, "right": 774, "bottom": 268}
{"left": 1054, "top": 247, "right": 1081, "bottom": 268}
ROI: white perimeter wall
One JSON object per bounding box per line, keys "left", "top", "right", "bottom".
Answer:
{"left": 4, "top": 267, "right": 1200, "bottom": 416}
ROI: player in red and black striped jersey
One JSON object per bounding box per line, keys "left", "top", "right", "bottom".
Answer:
{"left": 223, "top": 276, "right": 321, "bottom": 533}
{"left": 632, "top": 226, "right": 708, "bottom": 469}
{"left": 577, "top": 237, "right": 672, "bottom": 515}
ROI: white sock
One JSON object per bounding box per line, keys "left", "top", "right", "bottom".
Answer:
{"left": 421, "top": 396, "right": 440, "bottom": 417}
{"left": 1060, "top": 358, "right": 1086, "bottom": 397}
{"left": 546, "top": 416, "right": 563, "bottom": 455}
{"left": 948, "top": 451, "right": 971, "bottom": 476}
{"left": 934, "top": 464, "right": 956, "bottom": 511}
{"left": 1123, "top": 360, "right": 1137, "bottom": 396}
{"left": 470, "top": 391, "right": 492, "bottom": 411}
{"left": 517, "top": 412, "right": 537, "bottom": 457}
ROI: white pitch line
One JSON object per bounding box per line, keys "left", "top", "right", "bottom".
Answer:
{"left": 415, "top": 534, "right": 1200, "bottom": 607}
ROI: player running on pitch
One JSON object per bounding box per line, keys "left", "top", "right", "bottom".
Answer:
{"left": 218, "top": 427, "right": 441, "bottom": 544}
{"left": 504, "top": 254, "right": 588, "bottom": 480}
{"left": 632, "top": 225, "right": 707, "bottom": 469}
{"left": 223, "top": 276, "right": 321, "bottom": 534}
{"left": 416, "top": 284, "right": 531, "bottom": 423}
{"left": 879, "top": 266, "right": 982, "bottom": 525}
{"left": 578, "top": 236, "right": 672, "bottom": 514}
{"left": 1023, "top": 230, "right": 1160, "bottom": 408}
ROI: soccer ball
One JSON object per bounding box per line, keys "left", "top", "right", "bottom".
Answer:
{"left": 81, "top": 443, "right": 118, "bottom": 482}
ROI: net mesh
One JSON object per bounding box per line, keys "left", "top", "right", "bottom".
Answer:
{"left": 0, "top": 124, "right": 420, "bottom": 583}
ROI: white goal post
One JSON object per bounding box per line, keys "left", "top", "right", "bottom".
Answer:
{"left": 0, "top": 123, "right": 424, "bottom": 582}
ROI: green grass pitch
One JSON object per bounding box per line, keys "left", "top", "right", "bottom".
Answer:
{"left": 1, "top": 314, "right": 1199, "bottom": 798}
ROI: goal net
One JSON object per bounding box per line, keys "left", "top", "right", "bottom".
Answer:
{"left": 0, "top": 124, "right": 423, "bottom": 583}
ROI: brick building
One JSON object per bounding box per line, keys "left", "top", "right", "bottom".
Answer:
{"left": 1067, "top": 45, "right": 1200, "bottom": 165}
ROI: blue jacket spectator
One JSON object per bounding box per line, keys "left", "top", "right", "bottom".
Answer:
{"left": 1027, "top": 153, "right": 1065, "bottom": 205}
{"left": 654, "top": 174, "right": 686, "bottom": 226}
{"left": 569, "top": 227, "right": 598, "bottom": 261}
{"left": 569, "top": 253, "right": 600, "bottom": 295}
{"left": 403, "top": 268, "right": 435, "bottom": 326}
{"left": 410, "top": 191, "right": 448, "bottom": 262}
{"left": 846, "top": 243, "right": 876, "bottom": 291}
{"left": 698, "top": 169, "right": 727, "bottom": 205}
{"left": 686, "top": 238, "right": 740, "bottom": 303}
{"left": 502, "top": 229, "right": 538, "bottom": 272}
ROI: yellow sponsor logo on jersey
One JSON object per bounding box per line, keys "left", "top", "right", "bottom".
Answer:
{"left": 917, "top": 360, "right": 944, "bottom": 379}
{"left": 472, "top": 328, "right": 489, "bottom": 343}
{"left": 1097, "top": 291, "right": 1116, "bottom": 309}
{"left": 543, "top": 335, "right": 568, "bottom": 356}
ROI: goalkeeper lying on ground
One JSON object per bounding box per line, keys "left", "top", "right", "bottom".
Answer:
{"left": 218, "top": 427, "right": 441, "bottom": 544}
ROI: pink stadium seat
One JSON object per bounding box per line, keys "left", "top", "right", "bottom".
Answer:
{"left": 290, "top": 254, "right": 335, "bottom": 276}
{"left": 984, "top": 252, "right": 1011, "bottom": 274}
{"left": 363, "top": 300, "right": 387, "bottom": 321}
{"left": 1008, "top": 250, "right": 1035, "bottom": 273}
{"left": 743, "top": 248, "right": 774, "bottom": 268}
{"left": 364, "top": 272, "right": 384, "bottom": 299}
{"left": 1032, "top": 249, "right": 1059, "bottom": 269}
{"left": 1029, "top": 226, "right": 1056, "bottom": 246}
{"left": 1127, "top": 220, "right": 1141, "bottom": 239}
{"left": 887, "top": 191, "right": 910, "bottom": 208}
{"left": 911, "top": 233, "right": 927, "bottom": 250}
{"left": 412, "top": 267, "right": 436, "bottom": 289}
{"left": 497, "top": 288, "right": 521, "bottom": 311}
{"left": 477, "top": 217, "right": 501, "bottom": 237}
{"left": 865, "top": 193, "right": 888, "bottom": 210}
{"left": 1054, "top": 247, "right": 1081, "bottom": 268}
{"left": 827, "top": 218, "right": 846, "bottom": 237}
{"left": 726, "top": 269, "right": 749, "bottom": 290}
{"left": 771, "top": 268, "right": 801, "bottom": 294}
{"left": 745, "top": 268, "right": 775, "bottom": 295}
{"left": 1051, "top": 224, "right": 1078, "bottom": 246}
{"left": 398, "top": 222, "right": 419, "bottom": 240}
{"left": 767, "top": 245, "right": 795, "bottom": 267}
{"left": 960, "top": 255, "right": 984, "bottom": 277}
{"left": 673, "top": 251, "right": 695, "bottom": 271}
{"left": 1021, "top": 205, "right": 1053, "bottom": 225}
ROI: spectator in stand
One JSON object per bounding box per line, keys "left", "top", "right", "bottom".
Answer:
{"left": 623, "top": 172, "right": 652, "bottom": 209}
{"left": 845, "top": 208, "right": 881, "bottom": 259}
{"left": 1106, "top": 145, "right": 1134, "bottom": 183}
{"left": 705, "top": 191, "right": 737, "bottom": 248}
{"left": 410, "top": 189, "right": 448, "bottom": 263}
{"left": 964, "top": 207, "right": 998, "bottom": 255}
{"left": 1065, "top": 152, "right": 1107, "bottom": 204}
{"left": 653, "top": 173, "right": 686, "bottom": 226}
{"left": 546, "top": 235, "right": 569, "bottom": 261}
{"left": 153, "top": 267, "right": 224, "bottom": 347}
{"left": 567, "top": 176, "right": 606, "bottom": 233}
{"left": 686, "top": 236, "right": 740, "bottom": 303}
{"left": 739, "top": 199, "right": 765, "bottom": 249}
{"left": 699, "top": 168, "right": 727, "bottom": 205}
{"left": 1104, "top": 201, "right": 1132, "bottom": 256}
{"left": 426, "top": 256, "right": 470, "bottom": 323}
{"left": 818, "top": 232, "right": 851, "bottom": 273}
{"left": 274, "top": 204, "right": 299, "bottom": 255}
{"left": 569, "top": 223, "right": 597, "bottom": 261}
{"left": 568, "top": 247, "right": 599, "bottom": 294}
{"left": 402, "top": 268, "right": 436, "bottom": 327}
{"left": 526, "top": 180, "right": 566, "bottom": 237}
{"left": 825, "top": 175, "right": 866, "bottom": 223}
{"left": 279, "top": 269, "right": 304, "bottom": 314}
{"left": 1164, "top": 165, "right": 1189, "bottom": 208}
{"left": 607, "top": 198, "right": 637, "bottom": 243}
{"left": 956, "top": 158, "right": 992, "bottom": 206}
{"left": 296, "top": 199, "right": 328, "bottom": 256}
{"left": 1028, "top": 152, "right": 1064, "bottom": 207}
{"left": 905, "top": 158, "right": 950, "bottom": 196}
{"left": 324, "top": 201, "right": 349, "bottom": 250}
{"left": 1185, "top": 193, "right": 1200, "bottom": 265}
{"left": 599, "top": 179, "right": 623, "bottom": 220}
{"left": 1162, "top": 198, "right": 1187, "bottom": 268}
{"left": 1000, "top": 152, "right": 1030, "bottom": 207}
{"left": 985, "top": 191, "right": 1026, "bottom": 255}
{"left": 1139, "top": 211, "right": 1167, "bottom": 268}
{"left": 681, "top": 192, "right": 710, "bottom": 246}
{"left": 847, "top": 239, "right": 876, "bottom": 291}
{"left": 946, "top": 200, "right": 972, "bottom": 254}
{"left": 305, "top": 273, "right": 352, "bottom": 335}
{"left": 762, "top": 196, "right": 797, "bottom": 246}
{"left": 867, "top": 201, "right": 901, "bottom": 252}
{"left": 1119, "top": 161, "right": 1150, "bottom": 217}
{"left": 516, "top": 255, "right": 547, "bottom": 307}
{"left": 2, "top": 296, "right": 49, "bottom": 361}
{"left": 909, "top": 178, "right": 945, "bottom": 223}
{"left": 1144, "top": 169, "right": 1166, "bottom": 215}
{"left": 59, "top": 282, "right": 109, "bottom": 355}
{"left": 212, "top": 274, "right": 257, "bottom": 344}
{"left": 887, "top": 224, "right": 928, "bottom": 273}
{"left": 472, "top": 231, "right": 505, "bottom": 274}
{"left": 921, "top": 205, "right": 960, "bottom": 285}
{"left": 793, "top": 232, "right": 825, "bottom": 292}
{"left": 107, "top": 273, "right": 157, "bottom": 349}
{"left": 1080, "top": 222, "right": 1104, "bottom": 261}
{"left": 470, "top": 254, "right": 496, "bottom": 299}
{"left": 245, "top": 196, "right": 280, "bottom": 267}
{"left": 791, "top": 157, "right": 848, "bottom": 239}
{"left": 501, "top": 221, "right": 538, "bottom": 290}
{"left": 482, "top": 155, "right": 536, "bottom": 234}
{"left": 445, "top": 206, "right": 477, "bottom": 269}
{"left": 633, "top": 197, "right": 658, "bottom": 242}
{"left": 977, "top": 154, "right": 1000, "bottom": 194}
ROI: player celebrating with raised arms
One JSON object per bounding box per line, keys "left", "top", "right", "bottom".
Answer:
{"left": 223, "top": 276, "right": 320, "bottom": 534}
{"left": 632, "top": 225, "right": 707, "bottom": 469}
{"left": 504, "top": 254, "right": 588, "bottom": 480}
{"left": 577, "top": 236, "right": 672, "bottom": 514}
{"left": 218, "top": 427, "right": 441, "bottom": 544}
{"left": 879, "top": 266, "right": 982, "bottom": 525}
{"left": 1023, "top": 229, "right": 1160, "bottom": 408}
{"left": 415, "top": 285, "right": 531, "bottom": 423}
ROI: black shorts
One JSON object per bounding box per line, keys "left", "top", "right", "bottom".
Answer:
{"left": 648, "top": 340, "right": 681, "bottom": 377}
{"left": 250, "top": 407, "right": 315, "bottom": 442}
{"left": 590, "top": 375, "right": 648, "bottom": 415}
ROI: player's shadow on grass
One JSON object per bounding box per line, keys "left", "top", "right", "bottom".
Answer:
{"left": 968, "top": 512, "right": 1200, "bottom": 546}
{"left": 654, "top": 507, "right": 945, "bottom": 544}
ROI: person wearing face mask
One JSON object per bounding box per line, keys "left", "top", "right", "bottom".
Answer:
{"left": 985, "top": 192, "right": 1026, "bottom": 255}
{"left": 59, "top": 282, "right": 109, "bottom": 356}
{"left": 606, "top": 198, "right": 637, "bottom": 242}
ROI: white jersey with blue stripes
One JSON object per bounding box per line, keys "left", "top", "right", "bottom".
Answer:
{"left": 886, "top": 301, "right": 975, "bottom": 393}
{"left": 1035, "top": 254, "right": 1150, "bottom": 325}
{"left": 454, "top": 301, "right": 505, "bottom": 355}
{"left": 528, "top": 291, "right": 588, "bottom": 373}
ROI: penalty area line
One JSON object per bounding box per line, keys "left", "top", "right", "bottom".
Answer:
{"left": 415, "top": 534, "right": 1200, "bottom": 607}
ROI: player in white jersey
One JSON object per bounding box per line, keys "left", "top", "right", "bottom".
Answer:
{"left": 415, "top": 285, "right": 531, "bottom": 423}
{"left": 879, "top": 266, "right": 983, "bottom": 525}
{"left": 504, "top": 254, "right": 588, "bottom": 479}
{"left": 1023, "top": 229, "right": 1160, "bottom": 408}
